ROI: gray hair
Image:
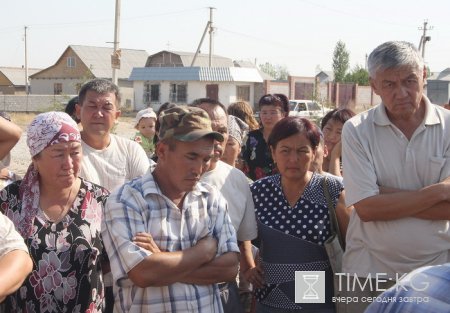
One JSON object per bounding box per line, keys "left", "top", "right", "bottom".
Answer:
{"left": 368, "top": 41, "right": 424, "bottom": 79}
{"left": 78, "top": 78, "right": 121, "bottom": 108}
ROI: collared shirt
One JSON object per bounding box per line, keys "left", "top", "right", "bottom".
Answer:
{"left": 365, "top": 263, "right": 450, "bottom": 313}
{"left": 342, "top": 95, "right": 450, "bottom": 278}
{"left": 101, "top": 168, "right": 240, "bottom": 313}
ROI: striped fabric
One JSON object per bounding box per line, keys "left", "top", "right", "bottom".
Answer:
{"left": 101, "top": 169, "right": 239, "bottom": 313}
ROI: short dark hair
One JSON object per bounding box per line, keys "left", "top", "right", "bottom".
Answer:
{"left": 268, "top": 117, "right": 321, "bottom": 150}
{"left": 258, "top": 94, "right": 289, "bottom": 113}
{"left": 78, "top": 79, "right": 121, "bottom": 108}
{"left": 190, "top": 98, "right": 227, "bottom": 116}
{"left": 320, "top": 108, "right": 356, "bottom": 129}
{"left": 65, "top": 96, "right": 80, "bottom": 123}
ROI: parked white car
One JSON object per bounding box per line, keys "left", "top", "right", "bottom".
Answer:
{"left": 288, "top": 100, "right": 330, "bottom": 119}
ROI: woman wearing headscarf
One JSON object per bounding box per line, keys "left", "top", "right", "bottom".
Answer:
{"left": 0, "top": 112, "right": 109, "bottom": 312}
{"left": 222, "top": 115, "right": 249, "bottom": 169}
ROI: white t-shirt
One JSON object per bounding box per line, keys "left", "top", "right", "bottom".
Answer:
{"left": 80, "top": 134, "right": 150, "bottom": 193}
{"left": 201, "top": 160, "right": 258, "bottom": 242}
{"left": 0, "top": 212, "right": 28, "bottom": 257}
{"left": 342, "top": 96, "right": 450, "bottom": 278}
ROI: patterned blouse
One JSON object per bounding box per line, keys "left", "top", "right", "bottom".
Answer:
{"left": 241, "top": 129, "right": 277, "bottom": 181}
{"left": 251, "top": 173, "right": 343, "bottom": 309}
{"left": 1, "top": 178, "right": 109, "bottom": 313}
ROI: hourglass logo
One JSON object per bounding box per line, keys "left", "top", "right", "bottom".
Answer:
{"left": 295, "top": 271, "right": 326, "bottom": 303}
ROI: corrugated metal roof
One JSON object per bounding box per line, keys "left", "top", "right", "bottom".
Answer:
{"left": 170, "top": 51, "right": 234, "bottom": 67}
{"left": 130, "top": 67, "right": 200, "bottom": 81}
{"left": 129, "top": 67, "right": 263, "bottom": 82}
{"left": 71, "top": 45, "right": 148, "bottom": 79}
{"left": 436, "top": 68, "right": 450, "bottom": 81}
{"left": 199, "top": 67, "right": 233, "bottom": 81}
{"left": 0, "top": 67, "right": 42, "bottom": 86}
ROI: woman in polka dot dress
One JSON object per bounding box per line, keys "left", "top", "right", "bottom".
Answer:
{"left": 249, "top": 117, "right": 350, "bottom": 313}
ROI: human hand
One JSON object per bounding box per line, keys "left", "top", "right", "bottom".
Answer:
{"left": 195, "top": 236, "right": 218, "bottom": 262}
{"left": 133, "top": 232, "right": 161, "bottom": 253}
{"left": 330, "top": 140, "right": 342, "bottom": 158}
{"left": 243, "top": 265, "right": 265, "bottom": 289}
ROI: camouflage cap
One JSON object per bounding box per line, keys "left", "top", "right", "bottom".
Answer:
{"left": 158, "top": 106, "right": 224, "bottom": 142}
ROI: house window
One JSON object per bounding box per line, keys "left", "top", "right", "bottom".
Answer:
{"left": 67, "top": 57, "right": 75, "bottom": 68}
{"left": 143, "top": 82, "right": 160, "bottom": 104}
{"left": 170, "top": 83, "right": 187, "bottom": 103}
{"left": 54, "top": 83, "right": 62, "bottom": 95}
{"left": 236, "top": 85, "right": 250, "bottom": 101}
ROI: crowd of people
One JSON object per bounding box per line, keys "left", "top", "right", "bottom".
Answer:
{"left": 0, "top": 40, "right": 449, "bottom": 313}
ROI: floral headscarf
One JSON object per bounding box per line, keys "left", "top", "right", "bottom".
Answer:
{"left": 228, "top": 115, "right": 249, "bottom": 146}
{"left": 18, "top": 111, "right": 81, "bottom": 238}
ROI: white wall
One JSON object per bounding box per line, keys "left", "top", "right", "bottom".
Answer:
{"left": 133, "top": 80, "right": 256, "bottom": 110}
{"left": 30, "top": 78, "right": 134, "bottom": 110}
{"left": 30, "top": 78, "right": 80, "bottom": 95}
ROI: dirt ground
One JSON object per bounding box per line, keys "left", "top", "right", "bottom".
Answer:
{"left": 8, "top": 114, "right": 136, "bottom": 178}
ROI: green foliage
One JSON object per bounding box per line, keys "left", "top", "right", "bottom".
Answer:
{"left": 426, "top": 66, "right": 432, "bottom": 78}
{"left": 343, "top": 65, "right": 370, "bottom": 85}
{"left": 332, "top": 40, "right": 350, "bottom": 83}
{"left": 259, "top": 62, "right": 289, "bottom": 80}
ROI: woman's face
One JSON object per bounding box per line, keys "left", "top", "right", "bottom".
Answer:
{"left": 259, "top": 105, "right": 284, "bottom": 130}
{"left": 322, "top": 119, "right": 344, "bottom": 153}
{"left": 221, "top": 137, "right": 241, "bottom": 167}
{"left": 33, "top": 142, "right": 82, "bottom": 188}
{"left": 272, "top": 132, "right": 315, "bottom": 180}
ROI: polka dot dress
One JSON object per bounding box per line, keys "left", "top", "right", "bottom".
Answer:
{"left": 251, "top": 172, "right": 342, "bottom": 245}
{"left": 250, "top": 172, "right": 344, "bottom": 306}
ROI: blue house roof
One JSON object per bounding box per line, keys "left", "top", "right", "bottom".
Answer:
{"left": 129, "top": 67, "right": 263, "bottom": 82}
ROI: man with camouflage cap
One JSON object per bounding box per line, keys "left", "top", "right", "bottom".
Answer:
{"left": 102, "top": 105, "right": 240, "bottom": 313}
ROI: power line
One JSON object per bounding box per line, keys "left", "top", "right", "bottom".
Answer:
{"left": 0, "top": 7, "right": 204, "bottom": 32}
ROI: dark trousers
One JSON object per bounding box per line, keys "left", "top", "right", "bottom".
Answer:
{"left": 219, "top": 281, "right": 245, "bottom": 313}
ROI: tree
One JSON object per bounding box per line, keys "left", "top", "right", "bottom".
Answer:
{"left": 343, "top": 65, "right": 369, "bottom": 85}
{"left": 332, "top": 40, "right": 350, "bottom": 83}
{"left": 259, "top": 62, "right": 289, "bottom": 80}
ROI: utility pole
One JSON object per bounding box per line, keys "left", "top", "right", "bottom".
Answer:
{"left": 191, "top": 7, "right": 215, "bottom": 67}
{"left": 111, "top": 0, "right": 121, "bottom": 86}
{"left": 418, "top": 20, "right": 432, "bottom": 61}
{"left": 208, "top": 7, "right": 215, "bottom": 67}
{"left": 24, "top": 26, "right": 29, "bottom": 95}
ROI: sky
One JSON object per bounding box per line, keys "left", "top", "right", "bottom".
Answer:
{"left": 1, "top": 0, "right": 449, "bottom": 77}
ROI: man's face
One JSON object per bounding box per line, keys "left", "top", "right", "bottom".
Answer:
{"left": 197, "top": 103, "right": 228, "bottom": 162}
{"left": 370, "top": 66, "right": 426, "bottom": 119}
{"left": 157, "top": 138, "right": 214, "bottom": 193}
{"left": 77, "top": 90, "right": 121, "bottom": 136}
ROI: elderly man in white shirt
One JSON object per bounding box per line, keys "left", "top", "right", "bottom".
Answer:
{"left": 341, "top": 41, "right": 450, "bottom": 313}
